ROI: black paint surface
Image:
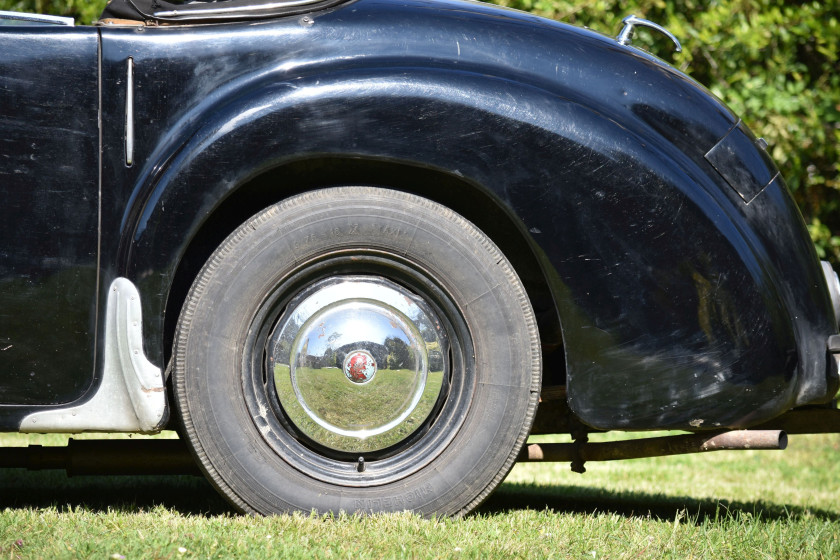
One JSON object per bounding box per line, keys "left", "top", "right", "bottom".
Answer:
{"left": 0, "top": 0, "right": 836, "bottom": 430}
{"left": 0, "top": 28, "right": 99, "bottom": 405}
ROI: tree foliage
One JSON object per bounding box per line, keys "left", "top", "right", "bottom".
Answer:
{"left": 3, "top": 0, "right": 838, "bottom": 260}
{"left": 0, "top": 0, "right": 105, "bottom": 25}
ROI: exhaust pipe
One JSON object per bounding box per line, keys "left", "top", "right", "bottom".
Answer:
{"left": 1, "top": 431, "right": 786, "bottom": 475}
{"left": 518, "top": 430, "right": 786, "bottom": 465}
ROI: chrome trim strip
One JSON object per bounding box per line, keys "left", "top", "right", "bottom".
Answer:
{"left": 125, "top": 58, "right": 134, "bottom": 167}
{"left": 154, "top": 0, "right": 317, "bottom": 18}
{"left": 20, "top": 278, "right": 168, "bottom": 433}
{"left": 0, "top": 10, "right": 74, "bottom": 25}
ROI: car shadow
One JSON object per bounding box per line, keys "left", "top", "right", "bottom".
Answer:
{"left": 1, "top": 469, "right": 836, "bottom": 523}
{"left": 0, "top": 469, "right": 232, "bottom": 516}
{"left": 479, "top": 481, "right": 840, "bottom": 523}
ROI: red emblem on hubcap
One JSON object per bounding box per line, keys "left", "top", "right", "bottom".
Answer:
{"left": 343, "top": 350, "right": 377, "bottom": 384}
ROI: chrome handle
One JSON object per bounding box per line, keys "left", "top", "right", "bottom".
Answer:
{"left": 617, "top": 15, "right": 682, "bottom": 53}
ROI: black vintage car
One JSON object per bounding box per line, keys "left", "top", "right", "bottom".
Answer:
{"left": 1, "top": 0, "right": 838, "bottom": 516}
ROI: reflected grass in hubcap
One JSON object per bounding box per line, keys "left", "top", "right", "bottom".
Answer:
{"left": 274, "top": 364, "right": 445, "bottom": 453}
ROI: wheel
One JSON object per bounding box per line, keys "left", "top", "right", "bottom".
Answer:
{"left": 173, "top": 187, "right": 540, "bottom": 516}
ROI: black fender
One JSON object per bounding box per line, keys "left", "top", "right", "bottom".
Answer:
{"left": 108, "top": 0, "right": 835, "bottom": 431}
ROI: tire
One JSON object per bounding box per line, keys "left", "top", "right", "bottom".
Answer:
{"left": 173, "top": 187, "right": 540, "bottom": 516}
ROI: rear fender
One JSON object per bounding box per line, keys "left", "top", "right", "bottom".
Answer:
{"left": 123, "top": 68, "right": 813, "bottom": 431}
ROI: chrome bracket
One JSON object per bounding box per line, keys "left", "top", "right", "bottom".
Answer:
{"left": 827, "top": 334, "right": 840, "bottom": 389}
{"left": 617, "top": 15, "right": 682, "bottom": 53}
{"left": 822, "top": 261, "right": 840, "bottom": 327}
{"left": 20, "top": 278, "right": 168, "bottom": 434}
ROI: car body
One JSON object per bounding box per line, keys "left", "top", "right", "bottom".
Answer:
{"left": 1, "top": 0, "right": 838, "bottom": 516}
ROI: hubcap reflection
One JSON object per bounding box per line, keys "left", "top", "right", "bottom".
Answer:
{"left": 268, "top": 277, "right": 448, "bottom": 453}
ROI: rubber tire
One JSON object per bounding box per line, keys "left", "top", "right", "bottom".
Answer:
{"left": 173, "top": 187, "right": 540, "bottom": 516}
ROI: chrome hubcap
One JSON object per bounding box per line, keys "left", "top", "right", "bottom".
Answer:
{"left": 268, "top": 277, "right": 448, "bottom": 453}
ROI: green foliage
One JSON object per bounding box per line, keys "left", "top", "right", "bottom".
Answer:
{"left": 489, "top": 0, "right": 840, "bottom": 263}
{"left": 2, "top": 0, "right": 838, "bottom": 260}
{"left": 0, "top": 0, "right": 106, "bottom": 24}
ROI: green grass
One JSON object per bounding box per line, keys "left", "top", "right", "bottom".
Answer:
{"left": 1, "top": 431, "right": 839, "bottom": 558}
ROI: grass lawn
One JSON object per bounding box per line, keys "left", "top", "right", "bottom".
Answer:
{"left": 0, "top": 431, "right": 838, "bottom": 558}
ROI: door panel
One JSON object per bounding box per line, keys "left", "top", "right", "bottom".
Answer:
{"left": 0, "top": 27, "right": 99, "bottom": 405}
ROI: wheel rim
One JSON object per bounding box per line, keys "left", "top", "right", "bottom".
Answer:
{"left": 268, "top": 276, "right": 448, "bottom": 453}
{"left": 242, "top": 253, "right": 474, "bottom": 486}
